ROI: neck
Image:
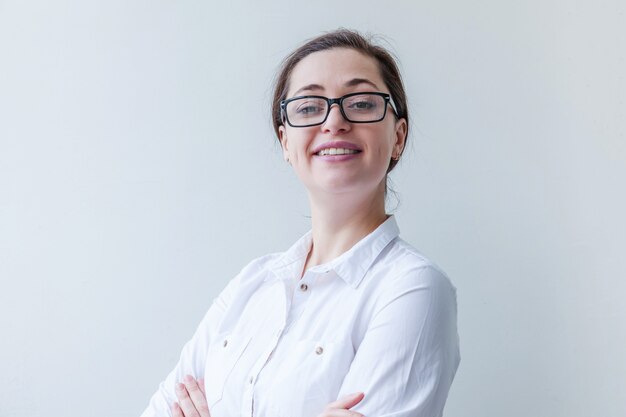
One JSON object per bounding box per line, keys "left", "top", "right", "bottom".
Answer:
{"left": 303, "top": 182, "right": 388, "bottom": 273}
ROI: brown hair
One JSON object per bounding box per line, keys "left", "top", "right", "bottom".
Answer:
{"left": 271, "top": 29, "right": 409, "bottom": 173}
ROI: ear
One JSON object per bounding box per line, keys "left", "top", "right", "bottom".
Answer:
{"left": 392, "top": 118, "right": 408, "bottom": 157}
{"left": 278, "top": 125, "right": 290, "bottom": 162}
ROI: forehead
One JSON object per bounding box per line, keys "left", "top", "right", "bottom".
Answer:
{"left": 287, "top": 48, "right": 384, "bottom": 96}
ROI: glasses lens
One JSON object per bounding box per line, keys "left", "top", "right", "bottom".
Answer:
{"left": 285, "top": 97, "right": 328, "bottom": 126}
{"left": 342, "top": 94, "right": 386, "bottom": 122}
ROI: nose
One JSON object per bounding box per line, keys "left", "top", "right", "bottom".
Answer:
{"left": 322, "top": 103, "right": 350, "bottom": 135}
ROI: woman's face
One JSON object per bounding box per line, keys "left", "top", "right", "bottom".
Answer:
{"left": 279, "top": 48, "right": 407, "bottom": 200}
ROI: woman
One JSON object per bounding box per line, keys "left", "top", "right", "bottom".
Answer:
{"left": 141, "top": 29, "right": 460, "bottom": 417}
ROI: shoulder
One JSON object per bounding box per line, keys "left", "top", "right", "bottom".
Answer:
{"left": 237, "top": 252, "right": 282, "bottom": 275}
{"left": 368, "top": 237, "right": 457, "bottom": 312}
{"left": 231, "top": 252, "right": 283, "bottom": 286}
{"left": 208, "top": 252, "right": 285, "bottom": 319}
{"left": 377, "top": 237, "right": 455, "bottom": 291}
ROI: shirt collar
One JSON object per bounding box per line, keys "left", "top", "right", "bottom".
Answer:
{"left": 267, "top": 215, "right": 400, "bottom": 289}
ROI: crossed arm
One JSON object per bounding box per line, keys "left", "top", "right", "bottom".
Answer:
{"left": 171, "top": 376, "right": 365, "bottom": 417}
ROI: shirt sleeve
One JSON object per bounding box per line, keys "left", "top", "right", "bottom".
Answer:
{"left": 139, "top": 275, "right": 239, "bottom": 417}
{"left": 337, "top": 265, "right": 460, "bottom": 417}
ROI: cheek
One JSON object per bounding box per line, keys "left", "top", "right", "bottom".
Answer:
{"left": 287, "top": 131, "right": 315, "bottom": 160}
{"left": 368, "top": 123, "right": 397, "bottom": 153}
{"left": 291, "top": 145, "right": 309, "bottom": 164}
{"left": 370, "top": 134, "right": 395, "bottom": 159}
{"left": 377, "top": 142, "right": 393, "bottom": 157}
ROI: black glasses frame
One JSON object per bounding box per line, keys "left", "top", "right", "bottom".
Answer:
{"left": 280, "top": 92, "right": 399, "bottom": 128}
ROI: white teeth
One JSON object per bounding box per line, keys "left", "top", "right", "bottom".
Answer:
{"left": 317, "top": 148, "right": 359, "bottom": 156}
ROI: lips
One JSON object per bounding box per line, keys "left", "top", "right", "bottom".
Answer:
{"left": 312, "top": 140, "right": 362, "bottom": 156}
{"left": 317, "top": 148, "right": 360, "bottom": 156}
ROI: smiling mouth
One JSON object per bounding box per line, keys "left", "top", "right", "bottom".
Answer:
{"left": 315, "top": 148, "right": 362, "bottom": 156}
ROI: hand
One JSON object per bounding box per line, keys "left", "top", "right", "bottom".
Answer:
{"left": 316, "top": 392, "right": 365, "bottom": 417}
{"left": 171, "top": 375, "right": 211, "bottom": 417}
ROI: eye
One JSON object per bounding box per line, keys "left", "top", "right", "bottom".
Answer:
{"left": 345, "top": 97, "right": 378, "bottom": 112}
{"left": 297, "top": 105, "right": 323, "bottom": 114}
{"left": 354, "top": 100, "right": 374, "bottom": 109}
{"left": 295, "top": 99, "right": 326, "bottom": 117}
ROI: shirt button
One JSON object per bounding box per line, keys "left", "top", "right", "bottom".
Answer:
{"left": 223, "top": 339, "right": 228, "bottom": 347}
{"left": 315, "top": 346, "right": 324, "bottom": 355}
{"left": 300, "top": 283, "right": 308, "bottom": 292}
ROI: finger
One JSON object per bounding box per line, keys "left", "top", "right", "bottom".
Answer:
{"left": 183, "top": 375, "right": 210, "bottom": 417}
{"left": 170, "top": 402, "right": 184, "bottom": 417}
{"left": 324, "top": 392, "right": 365, "bottom": 410}
{"left": 318, "top": 409, "right": 364, "bottom": 417}
{"left": 175, "top": 382, "right": 200, "bottom": 417}
{"left": 197, "top": 378, "right": 206, "bottom": 396}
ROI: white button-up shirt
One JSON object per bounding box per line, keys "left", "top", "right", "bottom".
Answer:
{"left": 141, "top": 216, "right": 460, "bottom": 417}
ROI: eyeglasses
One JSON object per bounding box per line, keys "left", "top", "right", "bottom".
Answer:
{"left": 280, "top": 92, "right": 398, "bottom": 128}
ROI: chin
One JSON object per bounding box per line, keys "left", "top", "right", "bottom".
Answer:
{"left": 317, "top": 179, "right": 381, "bottom": 197}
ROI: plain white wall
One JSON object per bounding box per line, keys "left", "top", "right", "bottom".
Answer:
{"left": 1, "top": 1, "right": 624, "bottom": 416}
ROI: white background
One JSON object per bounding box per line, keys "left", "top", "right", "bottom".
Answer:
{"left": 1, "top": 1, "right": 624, "bottom": 416}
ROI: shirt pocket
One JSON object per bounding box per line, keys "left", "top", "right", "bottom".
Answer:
{"left": 271, "top": 338, "right": 355, "bottom": 417}
{"left": 203, "top": 332, "right": 251, "bottom": 408}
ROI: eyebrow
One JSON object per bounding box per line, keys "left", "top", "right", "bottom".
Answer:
{"left": 345, "top": 78, "right": 380, "bottom": 90}
{"left": 291, "top": 78, "right": 381, "bottom": 97}
{"left": 292, "top": 83, "right": 324, "bottom": 96}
